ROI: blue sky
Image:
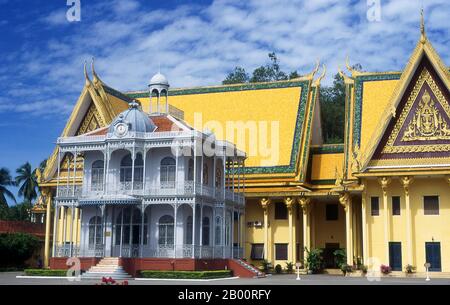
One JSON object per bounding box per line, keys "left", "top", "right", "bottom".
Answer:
{"left": 0, "top": 0, "right": 449, "bottom": 204}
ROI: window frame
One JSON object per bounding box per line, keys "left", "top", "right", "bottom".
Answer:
{"left": 274, "top": 243, "right": 288, "bottom": 260}
{"left": 423, "top": 195, "right": 439, "bottom": 216}
{"left": 371, "top": 196, "right": 380, "bottom": 216}
{"left": 392, "top": 196, "right": 401, "bottom": 216}
{"left": 274, "top": 202, "right": 288, "bottom": 220}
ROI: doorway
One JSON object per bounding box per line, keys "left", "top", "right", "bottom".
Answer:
{"left": 323, "top": 243, "right": 340, "bottom": 268}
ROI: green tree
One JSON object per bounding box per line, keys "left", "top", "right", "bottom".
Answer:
{"left": 250, "top": 52, "right": 288, "bottom": 83}
{"left": 15, "top": 162, "right": 38, "bottom": 204}
{"left": 319, "top": 73, "right": 346, "bottom": 144}
{"left": 222, "top": 67, "right": 250, "bottom": 85}
{"left": 0, "top": 168, "right": 15, "bottom": 208}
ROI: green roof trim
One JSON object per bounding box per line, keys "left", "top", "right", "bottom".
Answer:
{"left": 103, "top": 84, "right": 134, "bottom": 103}
{"left": 310, "top": 179, "right": 336, "bottom": 185}
{"left": 125, "top": 80, "right": 307, "bottom": 99}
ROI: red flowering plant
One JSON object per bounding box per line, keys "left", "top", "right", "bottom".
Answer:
{"left": 97, "top": 277, "right": 129, "bottom": 285}
{"left": 380, "top": 265, "right": 392, "bottom": 275}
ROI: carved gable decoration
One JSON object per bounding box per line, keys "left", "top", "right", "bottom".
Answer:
{"left": 371, "top": 57, "right": 450, "bottom": 164}
{"left": 76, "top": 104, "right": 104, "bottom": 135}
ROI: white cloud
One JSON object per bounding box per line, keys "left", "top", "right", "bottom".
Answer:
{"left": 0, "top": 0, "right": 449, "bottom": 118}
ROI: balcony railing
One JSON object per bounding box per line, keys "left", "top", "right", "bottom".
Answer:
{"left": 57, "top": 181, "right": 244, "bottom": 205}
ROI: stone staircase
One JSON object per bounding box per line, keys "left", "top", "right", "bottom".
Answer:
{"left": 81, "top": 257, "right": 132, "bottom": 280}
{"left": 233, "top": 259, "right": 266, "bottom": 278}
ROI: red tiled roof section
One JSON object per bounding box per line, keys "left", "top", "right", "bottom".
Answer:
{"left": 152, "top": 115, "right": 182, "bottom": 132}
{"left": 86, "top": 127, "right": 108, "bottom": 136}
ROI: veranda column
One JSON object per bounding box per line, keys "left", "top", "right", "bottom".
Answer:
{"left": 199, "top": 203, "right": 203, "bottom": 258}
{"left": 284, "top": 197, "right": 295, "bottom": 262}
{"left": 299, "top": 197, "right": 311, "bottom": 261}
{"left": 260, "top": 198, "right": 270, "bottom": 261}
{"left": 43, "top": 189, "right": 52, "bottom": 267}
{"left": 361, "top": 183, "right": 369, "bottom": 264}
{"left": 140, "top": 204, "right": 145, "bottom": 258}
{"left": 131, "top": 148, "right": 135, "bottom": 191}
{"left": 339, "top": 193, "right": 353, "bottom": 265}
{"left": 192, "top": 203, "right": 196, "bottom": 258}
{"left": 401, "top": 176, "right": 414, "bottom": 267}
{"left": 52, "top": 201, "right": 60, "bottom": 257}
{"left": 61, "top": 206, "right": 67, "bottom": 253}
{"left": 379, "top": 177, "right": 391, "bottom": 264}
{"left": 69, "top": 204, "right": 75, "bottom": 256}
{"left": 174, "top": 204, "right": 178, "bottom": 258}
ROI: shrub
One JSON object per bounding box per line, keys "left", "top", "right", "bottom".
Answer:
{"left": 380, "top": 265, "right": 392, "bottom": 275}
{"left": 260, "top": 260, "right": 271, "bottom": 273}
{"left": 0, "top": 233, "right": 40, "bottom": 268}
{"left": 274, "top": 264, "right": 282, "bottom": 274}
{"left": 304, "top": 247, "right": 324, "bottom": 274}
{"left": 24, "top": 269, "right": 67, "bottom": 276}
{"left": 140, "top": 270, "right": 232, "bottom": 279}
{"left": 360, "top": 265, "right": 368, "bottom": 274}
{"left": 340, "top": 264, "right": 353, "bottom": 276}
{"left": 404, "top": 264, "right": 416, "bottom": 274}
{"left": 285, "top": 262, "right": 294, "bottom": 274}
{"left": 333, "top": 249, "right": 346, "bottom": 269}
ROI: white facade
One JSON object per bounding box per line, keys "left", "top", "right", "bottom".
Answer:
{"left": 53, "top": 102, "right": 246, "bottom": 259}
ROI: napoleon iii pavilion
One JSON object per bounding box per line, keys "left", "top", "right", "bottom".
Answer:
{"left": 52, "top": 73, "right": 246, "bottom": 264}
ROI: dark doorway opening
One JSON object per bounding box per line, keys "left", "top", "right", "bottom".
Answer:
{"left": 323, "top": 243, "right": 340, "bottom": 268}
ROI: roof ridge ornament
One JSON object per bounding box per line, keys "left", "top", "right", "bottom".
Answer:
{"left": 420, "top": 8, "right": 427, "bottom": 44}
{"left": 84, "top": 61, "right": 92, "bottom": 86}
{"left": 312, "top": 64, "right": 326, "bottom": 87}
{"left": 91, "top": 57, "right": 101, "bottom": 84}
{"left": 345, "top": 56, "right": 362, "bottom": 77}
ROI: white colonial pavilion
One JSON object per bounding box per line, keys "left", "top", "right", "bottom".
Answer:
{"left": 53, "top": 84, "right": 246, "bottom": 260}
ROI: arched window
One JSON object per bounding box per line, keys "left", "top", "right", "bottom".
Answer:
{"left": 203, "top": 163, "right": 208, "bottom": 185}
{"left": 187, "top": 159, "right": 194, "bottom": 181}
{"left": 88, "top": 216, "right": 103, "bottom": 249}
{"left": 134, "top": 153, "right": 144, "bottom": 189}
{"left": 185, "top": 216, "right": 193, "bottom": 245}
{"left": 215, "top": 167, "right": 222, "bottom": 187}
{"left": 91, "top": 160, "right": 104, "bottom": 191}
{"left": 215, "top": 216, "right": 222, "bottom": 245}
{"left": 202, "top": 217, "right": 210, "bottom": 246}
{"left": 158, "top": 215, "right": 174, "bottom": 246}
{"left": 120, "top": 154, "right": 133, "bottom": 188}
{"left": 160, "top": 157, "right": 176, "bottom": 188}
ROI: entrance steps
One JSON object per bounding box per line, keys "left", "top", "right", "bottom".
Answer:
{"left": 232, "top": 259, "right": 266, "bottom": 278}
{"left": 81, "top": 257, "right": 132, "bottom": 280}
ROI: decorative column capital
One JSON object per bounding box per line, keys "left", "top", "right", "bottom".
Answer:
{"left": 400, "top": 176, "right": 414, "bottom": 195}
{"left": 445, "top": 176, "right": 450, "bottom": 187}
{"left": 298, "top": 197, "right": 311, "bottom": 214}
{"left": 260, "top": 198, "right": 271, "bottom": 212}
{"left": 339, "top": 192, "right": 351, "bottom": 212}
{"left": 378, "top": 177, "right": 391, "bottom": 196}
{"left": 284, "top": 197, "right": 295, "bottom": 214}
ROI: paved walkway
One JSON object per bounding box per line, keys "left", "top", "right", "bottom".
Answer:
{"left": 2, "top": 272, "right": 450, "bottom": 285}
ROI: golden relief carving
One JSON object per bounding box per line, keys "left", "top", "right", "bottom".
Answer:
{"left": 77, "top": 104, "right": 104, "bottom": 135}
{"left": 382, "top": 68, "right": 450, "bottom": 154}
{"left": 402, "top": 90, "right": 450, "bottom": 141}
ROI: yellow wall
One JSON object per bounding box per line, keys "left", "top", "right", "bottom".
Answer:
{"left": 365, "top": 178, "right": 450, "bottom": 272}
{"left": 311, "top": 201, "right": 346, "bottom": 250}
{"left": 311, "top": 153, "right": 344, "bottom": 181}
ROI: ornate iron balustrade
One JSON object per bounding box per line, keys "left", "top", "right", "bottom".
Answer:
{"left": 57, "top": 185, "right": 82, "bottom": 198}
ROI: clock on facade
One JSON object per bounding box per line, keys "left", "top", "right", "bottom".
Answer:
{"left": 114, "top": 122, "right": 128, "bottom": 137}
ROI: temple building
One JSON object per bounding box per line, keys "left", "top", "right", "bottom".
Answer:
{"left": 36, "top": 14, "right": 450, "bottom": 277}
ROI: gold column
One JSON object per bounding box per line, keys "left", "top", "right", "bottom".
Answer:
{"left": 260, "top": 198, "right": 271, "bottom": 261}
{"left": 339, "top": 193, "right": 353, "bottom": 265}
{"left": 285, "top": 197, "right": 295, "bottom": 262}
{"left": 361, "top": 183, "right": 369, "bottom": 264}
{"left": 299, "top": 197, "right": 311, "bottom": 260}
{"left": 401, "top": 176, "right": 414, "bottom": 266}
{"left": 379, "top": 177, "right": 391, "bottom": 264}
{"left": 43, "top": 189, "right": 52, "bottom": 268}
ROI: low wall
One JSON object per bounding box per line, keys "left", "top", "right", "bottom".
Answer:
{"left": 49, "top": 257, "right": 101, "bottom": 271}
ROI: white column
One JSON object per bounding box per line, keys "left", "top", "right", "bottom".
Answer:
{"left": 222, "top": 206, "right": 226, "bottom": 258}
{"left": 73, "top": 152, "right": 77, "bottom": 196}
{"left": 70, "top": 205, "right": 74, "bottom": 256}
{"left": 52, "top": 201, "right": 59, "bottom": 257}
{"left": 142, "top": 149, "right": 147, "bottom": 191}
{"left": 119, "top": 207, "right": 124, "bottom": 257}
{"left": 174, "top": 204, "right": 178, "bottom": 258}
{"left": 140, "top": 205, "right": 145, "bottom": 258}
{"left": 131, "top": 148, "right": 135, "bottom": 191}
{"left": 199, "top": 203, "right": 203, "bottom": 258}
{"left": 192, "top": 203, "right": 196, "bottom": 258}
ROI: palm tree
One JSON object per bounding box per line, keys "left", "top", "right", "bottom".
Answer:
{"left": 15, "top": 162, "right": 38, "bottom": 203}
{"left": 0, "top": 167, "right": 16, "bottom": 208}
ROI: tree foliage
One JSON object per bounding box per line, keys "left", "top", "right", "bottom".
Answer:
{"left": 0, "top": 233, "right": 40, "bottom": 268}
{"left": 0, "top": 168, "right": 15, "bottom": 208}
{"left": 15, "top": 162, "right": 38, "bottom": 204}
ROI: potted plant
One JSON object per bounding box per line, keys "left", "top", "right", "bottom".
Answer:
{"left": 333, "top": 249, "right": 346, "bottom": 270}
{"left": 380, "top": 264, "right": 392, "bottom": 275}
{"left": 275, "top": 264, "right": 282, "bottom": 274}
{"left": 304, "top": 247, "right": 324, "bottom": 274}
{"left": 285, "top": 262, "right": 294, "bottom": 274}
{"left": 404, "top": 264, "right": 416, "bottom": 277}
{"left": 340, "top": 263, "right": 353, "bottom": 276}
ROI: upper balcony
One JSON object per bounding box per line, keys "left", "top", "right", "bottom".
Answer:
{"left": 56, "top": 181, "right": 245, "bottom": 206}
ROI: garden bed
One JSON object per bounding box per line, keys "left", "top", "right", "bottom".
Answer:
{"left": 139, "top": 270, "right": 232, "bottom": 279}
{"left": 24, "top": 269, "right": 69, "bottom": 276}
